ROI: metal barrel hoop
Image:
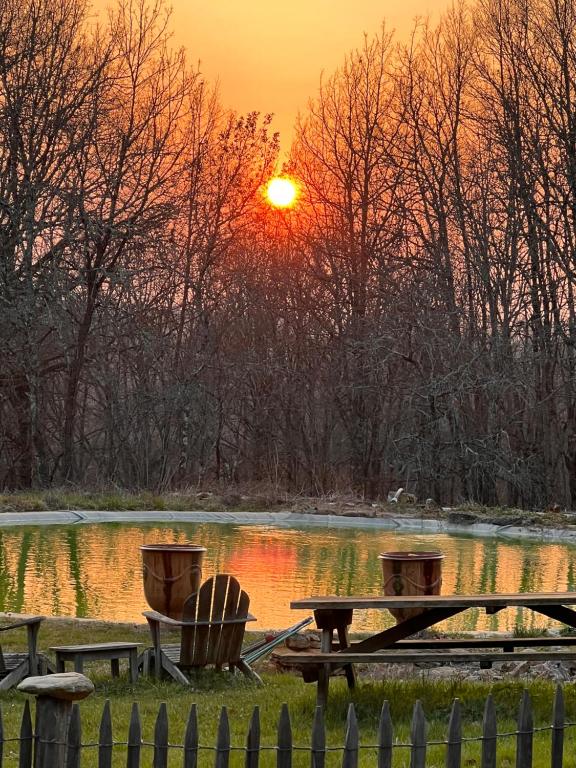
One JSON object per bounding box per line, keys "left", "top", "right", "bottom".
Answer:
{"left": 142, "top": 564, "right": 203, "bottom": 583}
{"left": 382, "top": 574, "right": 443, "bottom": 591}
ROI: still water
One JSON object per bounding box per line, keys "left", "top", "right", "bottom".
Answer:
{"left": 1, "top": 522, "right": 575, "bottom": 632}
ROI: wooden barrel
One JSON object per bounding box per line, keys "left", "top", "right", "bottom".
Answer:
{"left": 140, "top": 544, "right": 206, "bottom": 619}
{"left": 379, "top": 551, "right": 444, "bottom": 623}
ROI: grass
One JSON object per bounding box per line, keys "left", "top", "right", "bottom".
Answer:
{"left": 0, "top": 488, "right": 288, "bottom": 514}
{"left": 0, "top": 620, "right": 574, "bottom": 766}
{"left": 512, "top": 626, "right": 549, "bottom": 638}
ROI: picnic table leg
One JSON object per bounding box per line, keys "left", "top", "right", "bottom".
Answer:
{"left": 317, "top": 628, "right": 332, "bottom": 708}
{"left": 314, "top": 609, "right": 354, "bottom": 706}
{"left": 336, "top": 626, "right": 356, "bottom": 689}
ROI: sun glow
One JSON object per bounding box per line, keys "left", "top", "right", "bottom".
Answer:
{"left": 266, "top": 177, "right": 297, "bottom": 208}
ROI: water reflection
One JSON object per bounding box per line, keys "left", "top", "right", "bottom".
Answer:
{"left": 0, "top": 522, "right": 575, "bottom": 632}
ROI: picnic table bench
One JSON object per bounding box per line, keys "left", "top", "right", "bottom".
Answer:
{"left": 289, "top": 592, "right": 576, "bottom": 705}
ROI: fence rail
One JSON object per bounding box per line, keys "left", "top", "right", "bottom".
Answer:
{"left": 3, "top": 685, "right": 575, "bottom": 767}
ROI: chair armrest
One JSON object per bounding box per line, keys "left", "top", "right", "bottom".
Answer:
{"left": 0, "top": 616, "right": 45, "bottom": 632}
{"left": 143, "top": 610, "right": 256, "bottom": 627}
{"left": 0, "top": 617, "right": 45, "bottom": 676}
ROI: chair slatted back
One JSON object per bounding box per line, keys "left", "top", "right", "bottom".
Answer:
{"left": 180, "top": 575, "right": 250, "bottom": 667}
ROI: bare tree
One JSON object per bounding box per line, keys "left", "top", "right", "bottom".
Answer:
{"left": 59, "top": 0, "right": 192, "bottom": 480}
{"left": 0, "top": 0, "right": 108, "bottom": 487}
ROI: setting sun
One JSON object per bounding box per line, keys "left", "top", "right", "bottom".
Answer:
{"left": 266, "top": 177, "right": 297, "bottom": 208}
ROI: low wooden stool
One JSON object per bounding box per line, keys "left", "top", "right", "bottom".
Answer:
{"left": 50, "top": 642, "right": 141, "bottom": 683}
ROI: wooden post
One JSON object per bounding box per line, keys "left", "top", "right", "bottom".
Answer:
{"left": 26, "top": 622, "right": 40, "bottom": 677}
{"left": 410, "top": 701, "right": 426, "bottom": 768}
{"left": 184, "top": 704, "right": 199, "bottom": 768}
{"left": 310, "top": 706, "right": 325, "bottom": 768}
{"left": 98, "top": 700, "right": 113, "bottom": 768}
{"left": 551, "top": 684, "right": 564, "bottom": 768}
{"left": 66, "top": 705, "right": 81, "bottom": 768}
{"left": 146, "top": 616, "right": 164, "bottom": 680}
{"left": 246, "top": 706, "right": 260, "bottom": 768}
{"left": 154, "top": 703, "right": 169, "bottom": 768}
{"left": 126, "top": 702, "right": 142, "bottom": 768}
{"left": 481, "top": 694, "right": 497, "bottom": 768}
{"left": 19, "top": 700, "right": 33, "bottom": 768}
{"left": 516, "top": 691, "right": 533, "bottom": 768}
{"left": 277, "top": 704, "right": 292, "bottom": 768}
{"left": 0, "top": 703, "right": 4, "bottom": 767}
{"left": 17, "top": 672, "right": 94, "bottom": 768}
{"left": 378, "top": 702, "right": 392, "bottom": 768}
{"left": 446, "top": 699, "right": 461, "bottom": 768}
{"left": 215, "top": 706, "right": 230, "bottom": 768}
{"left": 342, "top": 704, "right": 358, "bottom": 768}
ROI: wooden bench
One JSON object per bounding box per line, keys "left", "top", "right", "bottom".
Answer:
{"left": 280, "top": 636, "right": 576, "bottom": 680}
{"left": 50, "top": 642, "right": 141, "bottom": 682}
{"left": 282, "top": 649, "right": 576, "bottom": 666}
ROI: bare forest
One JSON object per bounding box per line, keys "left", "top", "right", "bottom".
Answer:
{"left": 2, "top": 0, "right": 576, "bottom": 508}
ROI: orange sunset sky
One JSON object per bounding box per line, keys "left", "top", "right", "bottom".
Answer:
{"left": 95, "top": 0, "right": 449, "bottom": 150}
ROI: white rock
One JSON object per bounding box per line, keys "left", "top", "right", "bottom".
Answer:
{"left": 17, "top": 672, "right": 94, "bottom": 701}
{"left": 510, "top": 660, "right": 532, "bottom": 677}
{"left": 286, "top": 633, "right": 311, "bottom": 650}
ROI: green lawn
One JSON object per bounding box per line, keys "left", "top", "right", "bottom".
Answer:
{"left": 0, "top": 620, "right": 574, "bottom": 767}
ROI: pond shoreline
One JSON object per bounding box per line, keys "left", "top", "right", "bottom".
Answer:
{"left": 0, "top": 507, "right": 575, "bottom": 544}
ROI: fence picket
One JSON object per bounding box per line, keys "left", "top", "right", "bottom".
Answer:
{"left": 0, "top": 703, "right": 3, "bottom": 768}
{"left": 446, "top": 699, "right": 461, "bottom": 768}
{"left": 377, "top": 701, "right": 392, "bottom": 768}
{"left": 154, "top": 703, "right": 169, "bottom": 768}
{"left": 99, "top": 700, "right": 113, "bottom": 768}
{"left": 66, "top": 704, "right": 81, "bottom": 768}
{"left": 277, "top": 704, "right": 292, "bottom": 768}
{"left": 342, "top": 704, "right": 359, "bottom": 768}
{"left": 127, "top": 702, "right": 141, "bottom": 768}
{"left": 18, "top": 700, "right": 32, "bottom": 768}
{"left": 481, "top": 694, "right": 497, "bottom": 768}
{"left": 215, "top": 706, "right": 230, "bottom": 768}
{"left": 516, "top": 691, "right": 533, "bottom": 768}
{"left": 184, "top": 704, "right": 198, "bottom": 768}
{"left": 246, "top": 706, "right": 260, "bottom": 768}
{"left": 551, "top": 684, "right": 564, "bottom": 768}
{"left": 410, "top": 701, "right": 426, "bottom": 768}
{"left": 311, "top": 705, "right": 325, "bottom": 768}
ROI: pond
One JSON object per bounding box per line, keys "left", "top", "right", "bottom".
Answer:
{"left": 1, "top": 521, "right": 575, "bottom": 632}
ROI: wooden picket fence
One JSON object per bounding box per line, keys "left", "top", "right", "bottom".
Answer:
{"left": 2, "top": 685, "right": 574, "bottom": 767}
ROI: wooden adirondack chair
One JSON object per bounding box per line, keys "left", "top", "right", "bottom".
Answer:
{"left": 143, "top": 574, "right": 260, "bottom": 684}
{"left": 0, "top": 616, "right": 51, "bottom": 690}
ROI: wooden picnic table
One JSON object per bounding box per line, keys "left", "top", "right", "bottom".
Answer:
{"left": 289, "top": 592, "right": 576, "bottom": 706}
